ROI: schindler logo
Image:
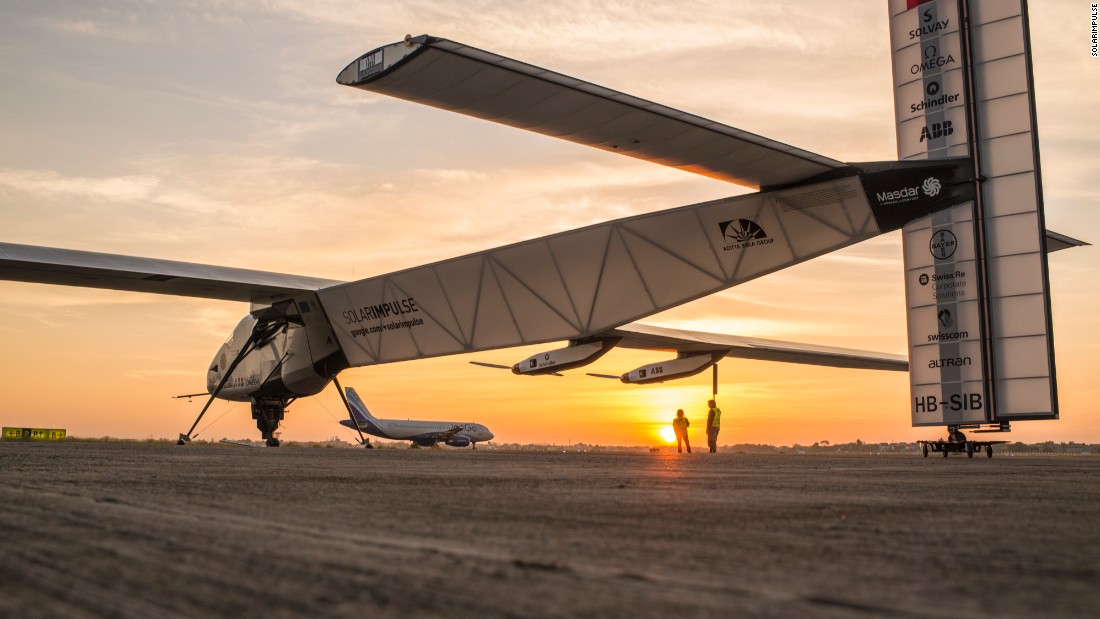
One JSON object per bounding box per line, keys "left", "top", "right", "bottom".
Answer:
{"left": 910, "top": 80, "right": 961, "bottom": 113}
{"left": 719, "top": 219, "right": 774, "bottom": 251}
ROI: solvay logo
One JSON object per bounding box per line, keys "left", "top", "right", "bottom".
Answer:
{"left": 922, "top": 177, "right": 942, "bottom": 197}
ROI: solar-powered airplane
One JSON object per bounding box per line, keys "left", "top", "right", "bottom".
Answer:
{"left": 0, "top": 0, "right": 1084, "bottom": 446}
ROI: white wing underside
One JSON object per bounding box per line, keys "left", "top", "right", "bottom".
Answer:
{"left": 336, "top": 36, "right": 844, "bottom": 190}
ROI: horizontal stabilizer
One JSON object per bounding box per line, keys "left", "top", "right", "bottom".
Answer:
{"left": 338, "top": 36, "right": 844, "bottom": 189}
{"left": 608, "top": 322, "right": 908, "bottom": 371}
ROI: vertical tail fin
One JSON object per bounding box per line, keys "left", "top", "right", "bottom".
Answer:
{"left": 889, "top": 0, "right": 1057, "bottom": 426}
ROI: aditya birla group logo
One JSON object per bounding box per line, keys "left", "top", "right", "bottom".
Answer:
{"left": 719, "top": 219, "right": 773, "bottom": 251}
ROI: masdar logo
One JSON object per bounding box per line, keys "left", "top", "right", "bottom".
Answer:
{"left": 719, "top": 219, "right": 773, "bottom": 251}
{"left": 922, "top": 176, "right": 942, "bottom": 197}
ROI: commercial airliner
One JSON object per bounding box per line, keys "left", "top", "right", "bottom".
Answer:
{"left": 0, "top": 21, "right": 1084, "bottom": 446}
{"left": 338, "top": 387, "right": 493, "bottom": 448}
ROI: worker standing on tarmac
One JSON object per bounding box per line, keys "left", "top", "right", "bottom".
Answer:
{"left": 706, "top": 399, "right": 721, "bottom": 453}
{"left": 672, "top": 409, "right": 691, "bottom": 453}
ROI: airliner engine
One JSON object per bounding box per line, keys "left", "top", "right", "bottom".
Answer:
{"left": 511, "top": 338, "right": 621, "bottom": 375}
{"left": 619, "top": 351, "right": 728, "bottom": 385}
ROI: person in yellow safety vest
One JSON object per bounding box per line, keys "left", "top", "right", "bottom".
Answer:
{"left": 706, "top": 399, "right": 721, "bottom": 453}
{"left": 672, "top": 409, "right": 691, "bottom": 453}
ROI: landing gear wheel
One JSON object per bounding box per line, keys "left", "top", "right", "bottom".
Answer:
{"left": 986, "top": 445, "right": 993, "bottom": 458}
{"left": 966, "top": 442, "right": 974, "bottom": 458}
{"left": 943, "top": 448, "right": 949, "bottom": 458}
{"left": 922, "top": 444, "right": 929, "bottom": 458}
{"left": 266, "top": 437, "right": 280, "bottom": 447}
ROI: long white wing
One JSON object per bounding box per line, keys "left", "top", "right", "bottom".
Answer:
{"left": 3, "top": 227, "right": 1078, "bottom": 309}
{"left": 607, "top": 322, "right": 908, "bottom": 371}
{"left": 337, "top": 36, "right": 844, "bottom": 189}
{"left": 0, "top": 242, "right": 339, "bottom": 303}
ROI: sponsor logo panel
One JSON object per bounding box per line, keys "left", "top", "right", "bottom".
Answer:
{"left": 717, "top": 219, "right": 774, "bottom": 251}
{"left": 915, "top": 267, "right": 971, "bottom": 301}
{"left": 896, "top": 106, "right": 969, "bottom": 159}
{"left": 929, "top": 229, "right": 957, "bottom": 260}
{"left": 890, "top": 0, "right": 960, "bottom": 52}
{"left": 357, "top": 50, "right": 384, "bottom": 81}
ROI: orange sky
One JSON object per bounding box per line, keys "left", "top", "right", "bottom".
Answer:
{"left": 0, "top": 1, "right": 1096, "bottom": 446}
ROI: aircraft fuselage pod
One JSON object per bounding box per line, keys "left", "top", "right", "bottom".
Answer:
{"left": 192, "top": 298, "right": 347, "bottom": 445}
{"left": 208, "top": 314, "right": 335, "bottom": 402}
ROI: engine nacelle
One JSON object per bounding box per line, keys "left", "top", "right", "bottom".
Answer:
{"left": 512, "top": 337, "right": 620, "bottom": 375}
{"left": 445, "top": 436, "right": 472, "bottom": 447}
{"left": 621, "top": 351, "right": 727, "bottom": 385}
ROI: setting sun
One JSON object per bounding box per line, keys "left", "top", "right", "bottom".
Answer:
{"left": 659, "top": 426, "right": 677, "bottom": 443}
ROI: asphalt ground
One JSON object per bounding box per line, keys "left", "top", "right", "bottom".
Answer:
{"left": 0, "top": 443, "right": 1097, "bottom": 618}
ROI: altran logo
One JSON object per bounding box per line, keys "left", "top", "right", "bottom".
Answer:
{"left": 922, "top": 177, "right": 941, "bottom": 197}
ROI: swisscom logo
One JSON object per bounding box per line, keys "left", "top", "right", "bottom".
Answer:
{"left": 875, "top": 176, "right": 942, "bottom": 206}
{"left": 719, "top": 219, "right": 774, "bottom": 251}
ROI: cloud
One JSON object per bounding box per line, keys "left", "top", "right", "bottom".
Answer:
{"left": 0, "top": 169, "right": 160, "bottom": 202}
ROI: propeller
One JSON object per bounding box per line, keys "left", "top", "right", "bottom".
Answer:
{"left": 468, "top": 361, "right": 512, "bottom": 370}
{"left": 173, "top": 393, "right": 209, "bottom": 402}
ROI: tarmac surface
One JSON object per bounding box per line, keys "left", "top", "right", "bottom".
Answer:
{"left": 0, "top": 443, "right": 1097, "bottom": 618}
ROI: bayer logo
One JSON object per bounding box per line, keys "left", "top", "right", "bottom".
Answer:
{"left": 929, "top": 230, "right": 958, "bottom": 260}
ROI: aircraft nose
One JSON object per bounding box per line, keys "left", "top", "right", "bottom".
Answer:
{"left": 485, "top": 430, "right": 495, "bottom": 441}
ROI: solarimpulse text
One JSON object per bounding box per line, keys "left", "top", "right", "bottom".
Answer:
{"left": 342, "top": 297, "right": 424, "bottom": 338}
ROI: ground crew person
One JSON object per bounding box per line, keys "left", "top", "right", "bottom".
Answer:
{"left": 672, "top": 409, "right": 691, "bottom": 453}
{"left": 706, "top": 399, "right": 721, "bottom": 453}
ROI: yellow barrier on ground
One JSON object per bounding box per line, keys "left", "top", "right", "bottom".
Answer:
{"left": 2, "top": 427, "right": 66, "bottom": 441}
